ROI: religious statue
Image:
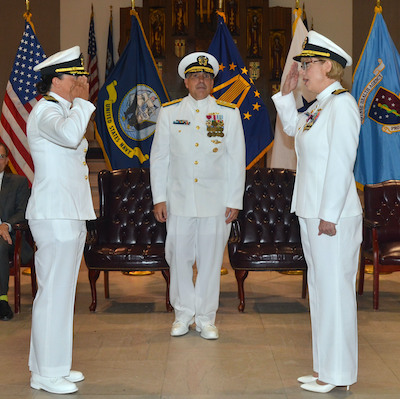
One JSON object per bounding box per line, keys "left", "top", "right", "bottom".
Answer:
{"left": 173, "top": 0, "right": 186, "bottom": 35}
{"left": 271, "top": 35, "right": 283, "bottom": 80}
{"left": 226, "top": 0, "right": 239, "bottom": 35}
{"left": 150, "top": 10, "right": 164, "bottom": 58}
{"left": 248, "top": 13, "right": 261, "bottom": 58}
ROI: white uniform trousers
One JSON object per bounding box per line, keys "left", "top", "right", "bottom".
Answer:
{"left": 28, "top": 219, "right": 86, "bottom": 377}
{"left": 299, "top": 215, "right": 362, "bottom": 386}
{"left": 166, "top": 214, "right": 231, "bottom": 328}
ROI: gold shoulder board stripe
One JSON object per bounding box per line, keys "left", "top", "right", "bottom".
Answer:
{"left": 215, "top": 99, "right": 237, "bottom": 108}
{"left": 43, "top": 95, "right": 59, "bottom": 103}
{"left": 162, "top": 98, "right": 182, "bottom": 107}
{"left": 332, "top": 89, "right": 348, "bottom": 95}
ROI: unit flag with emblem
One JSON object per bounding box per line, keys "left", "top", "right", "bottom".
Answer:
{"left": 95, "top": 9, "right": 169, "bottom": 169}
{"left": 352, "top": 6, "right": 400, "bottom": 186}
{"left": 208, "top": 13, "right": 273, "bottom": 168}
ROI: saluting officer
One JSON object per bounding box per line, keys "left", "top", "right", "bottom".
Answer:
{"left": 27, "top": 46, "right": 96, "bottom": 395}
{"left": 150, "top": 52, "right": 246, "bottom": 340}
{"left": 272, "top": 32, "right": 362, "bottom": 393}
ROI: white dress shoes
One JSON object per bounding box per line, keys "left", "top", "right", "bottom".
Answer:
{"left": 30, "top": 373, "right": 78, "bottom": 394}
{"left": 170, "top": 318, "right": 194, "bottom": 336}
{"left": 196, "top": 324, "right": 219, "bottom": 340}
{"left": 297, "top": 375, "right": 318, "bottom": 384}
{"left": 65, "top": 370, "right": 85, "bottom": 383}
{"left": 300, "top": 380, "right": 337, "bottom": 393}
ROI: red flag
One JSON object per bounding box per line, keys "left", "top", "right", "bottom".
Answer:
{"left": 87, "top": 9, "right": 99, "bottom": 105}
{"left": 0, "top": 18, "right": 46, "bottom": 185}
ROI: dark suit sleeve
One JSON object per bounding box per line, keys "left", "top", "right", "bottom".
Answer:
{"left": 4, "top": 176, "right": 30, "bottom": 227}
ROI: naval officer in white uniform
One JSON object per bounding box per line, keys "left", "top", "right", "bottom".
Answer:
{"left": 26, "top": 46, "right": 96, "bottom": 394}
{"left": 272, "top": 32, "right": 362, "bottom": 393}
{"left": 150, "top": 52, "right": 246, "bottom": 340}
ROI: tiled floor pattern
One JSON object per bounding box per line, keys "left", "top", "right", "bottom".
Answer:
{"left": 2, "top": 250, "right": 400, "bottom": 398}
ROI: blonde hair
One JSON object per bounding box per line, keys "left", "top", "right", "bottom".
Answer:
{"left": 322, "top": 58, "right": 344, "bottom": 81}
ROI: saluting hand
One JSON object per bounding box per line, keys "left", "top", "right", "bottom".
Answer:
{"left": 281, "top": 62, "right": 299, "bottom": 96}
{"left": 70, "top": 76, "right": 90, "bottom": 101}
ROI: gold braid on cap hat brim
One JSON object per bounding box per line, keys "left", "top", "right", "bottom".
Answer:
{"left": 185, "top": 66, "right": 214, "bottom": 75}
{"left": 297, "top": 50, "right": 331, "bottom": 58}
{"left": 54, "top": 66, "right": 89, "bottom": 75}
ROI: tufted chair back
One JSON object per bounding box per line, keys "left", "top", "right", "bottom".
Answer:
{"left": 98, "top": 168, "right": 166, "bottom": 245}
{"left": 84, "top": 168, "right": 172, "bottom": 313}
{"left": 228, "top": 168, "right": 306, "bottom": 312}
{"left": 364, "top": 180, "right": 400, "bottom": 243}
{"left": 358, "top": 180, "right": 400, "bottom": 309}
{"left": 238, "top": 168, "right": 301, "bottom": 245}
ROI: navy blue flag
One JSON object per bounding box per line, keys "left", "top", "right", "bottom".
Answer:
{"left": 95, "top": 10, "right": 169, "bottom": 169}
{"left": 105, "top": 9, "right": 115, "bottom": 79}
{"left": 208, "top": 13, "right": 273, "bottom": 168}
{"left": 352, "top": 9, "right": 400, "bottom": 186}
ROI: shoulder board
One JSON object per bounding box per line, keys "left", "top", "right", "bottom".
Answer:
{"left": 215, "top": 99, "right": 237, "bottom": 108}
{"left": 43, "top": 95, "right": 59, "bottom": 103}
{"left": 332, "top": 89, "right": 348, "bottom": 95}
{"left": 162, "top": 98, "right": 182, "bottom": 107}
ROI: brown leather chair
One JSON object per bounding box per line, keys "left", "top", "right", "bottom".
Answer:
{"left": 228, "top": 168, "right": 307, "bottom": 312}
{"left": 84, "top": 168, "right": 172, "bottom": 312}
{"left": 358, "top": 180, "right": 400, "bottom": 310}
{"left": 9, "top": 223, "right": 36, "bottom": 314}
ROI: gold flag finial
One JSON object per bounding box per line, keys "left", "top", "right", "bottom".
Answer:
{"left": 24, "top": 0, "right": 33, "bottom": 25}
{"left": 295, "top": 0, "right": 300, "bottom": 9}
{"left": 131, "top": 0, "right": 135, "bottom": 10}
{"left": 218, "top": 0, "right": 223, "bottom": 11}
{"left": 375, "top": 0, "right": 382, "bottom": 13}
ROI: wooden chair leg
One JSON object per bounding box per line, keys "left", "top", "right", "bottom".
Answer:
{"left": 373, "top": 261, "right": 379, "bottom": 310}
{"left": 14, "top": 264, "right": 21, "bottom": 314}
{"left": 104, "top": 271, "right": 109, "bottom": 298}
{"left": 235, "top": 269, "right": 248, "bottom": 312}
{"left": 301, "top": 270, "right": 307, "bottom": 298}
{"left": 31, "top": 261, "right": 37, "bottom": 299}
{"left": 161, "top": 269, "right": 173, "bottom": 312}
{"left": 358, "top": 255, "right": 366, "bottom": 296}
{"left": 88, "top": 269, "right": 101, "bottom": 312}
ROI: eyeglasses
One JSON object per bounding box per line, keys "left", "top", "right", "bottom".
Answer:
{"left": 187, "top": 72, "right": 213, "bottom": 81}
{"left": 300, "top": 60, "right": 325, "bottom": 70}
{"left": 0, "top": 154, "right": 7, "bottom": 159}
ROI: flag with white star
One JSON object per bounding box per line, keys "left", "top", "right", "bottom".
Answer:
{"left": 88, "top": 10, "right": 99, "bottom": 105}
{"left": 208, "top": 13, "right": 273, "bottom": 168}
{"left": 352, "top": 10, "right": 400, "bottom": 185}
{"left": 0, "top": 20, "right": 46, "bottom": 184}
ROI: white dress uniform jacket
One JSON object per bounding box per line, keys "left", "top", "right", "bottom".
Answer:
{"left": 272, "top": 81, "right": 362, "bottom": 223}
{"left": 26, "top": 92, "right": 96, "bottom": 221}
{"left": 273, "top": 81, "right": 363, "bottom": 386}
{"left": 150, "top": 94, "right": 246, "bottom": 217}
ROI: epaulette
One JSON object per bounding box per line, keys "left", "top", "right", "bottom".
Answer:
{"left": 162, "top": 98, "right": 182, "bottom": 107}
{"left": 332, "top": 89, "right": 348, "bottom": 95}
{"left": 43, "top": 95, "right": 59, "bottom": 103}
{"left": 216, "top": 99, "right": 237, "bottom": 108}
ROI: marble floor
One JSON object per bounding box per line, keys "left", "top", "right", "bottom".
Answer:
{"left": 2, "top": 250, "right": 400, "bottom": 399}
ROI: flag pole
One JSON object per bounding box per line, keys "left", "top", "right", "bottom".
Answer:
{"left": 293, "top": 0, "right": 302, "bottom": 35}
{"left": 131, "top": 0, "right": 135, "bottom": 10}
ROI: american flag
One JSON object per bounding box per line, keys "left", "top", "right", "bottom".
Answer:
{"left": 88, "top": 12, "right": 99, "bottom": 105}
{"left": 0, "top": 21, "right": 46, "bottom": 185}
